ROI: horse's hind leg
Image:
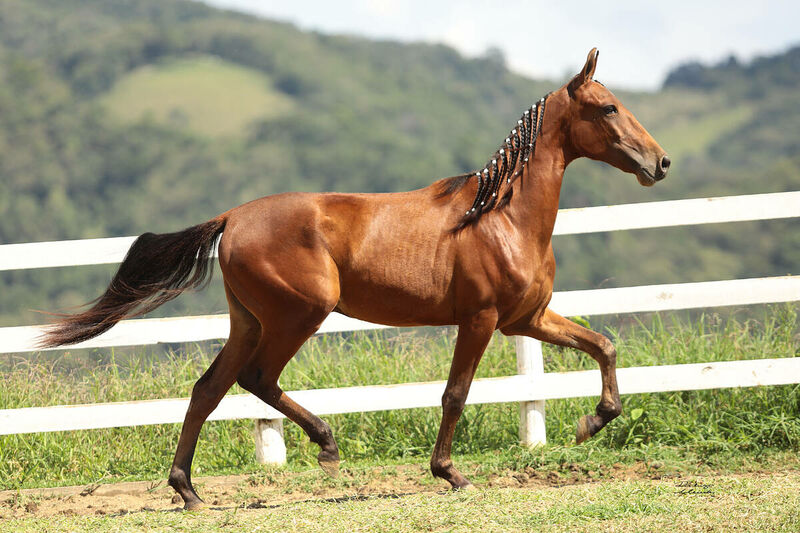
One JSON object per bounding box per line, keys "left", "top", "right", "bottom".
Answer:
{"left": 220, "top": 233, "right": 342, "bottom": 476}
{"left": 237, "top": 323, "right": 340, "bottom": 477}
{"left": 505, "top": 308, "right": 622, "bottom": 443}
{"left": 167, "top": 284, "right": 260, "bottom": 510}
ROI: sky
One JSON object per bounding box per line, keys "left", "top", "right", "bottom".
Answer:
{"left": 200, "top": 0, "right": 799, "bottom": 91}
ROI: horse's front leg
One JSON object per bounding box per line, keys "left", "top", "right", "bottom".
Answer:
{"left": 431, "top": 310, "right": 497, "bottom": 489}
{"left": 504, "top": 308, "right": 622, "bottom": 443}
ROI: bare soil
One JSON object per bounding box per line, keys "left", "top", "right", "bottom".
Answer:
{"left": 0, "top": 461, "right": 677, "bottom": 519}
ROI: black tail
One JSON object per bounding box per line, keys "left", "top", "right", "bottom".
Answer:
{"left": 40, "top": 218, "right": 227, "bottom": 347}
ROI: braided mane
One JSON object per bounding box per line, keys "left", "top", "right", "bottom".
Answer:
{"left": 440, "top": 94, "right": 549, "bottom": 231}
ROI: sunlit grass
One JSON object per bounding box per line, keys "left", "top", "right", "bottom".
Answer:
{"left": 101, "top": 55, "right": 293, "bottom": 137}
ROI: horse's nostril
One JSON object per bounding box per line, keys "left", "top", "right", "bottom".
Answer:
{"left": 661, "top": 155, "right": 671, "bottom": 170}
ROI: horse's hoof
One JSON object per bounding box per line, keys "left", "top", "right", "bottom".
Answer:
{"left": 318, "top": 459, "right": 340, "bottom": 478}
{"left": 576, "top": 414, "right": 596, "bottom": 444}
{"left": 456, "top": 483, "right": 477, "bottom": 492}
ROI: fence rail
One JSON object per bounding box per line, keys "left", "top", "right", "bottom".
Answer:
{"left": 1, "top": 191, "right": 798, "bottom": 464}
{"left": 3, "top": 357, "right": 798, "bottom": 436}
{"left": 1, "top": 191, "right": 798, "bottom": 271}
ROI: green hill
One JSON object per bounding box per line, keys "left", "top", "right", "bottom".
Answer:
{"left": 101, "top": 55, "right": 293, "bottom": 137}
{"left": 0, "top": 0, "right": 797, "bottom": 326}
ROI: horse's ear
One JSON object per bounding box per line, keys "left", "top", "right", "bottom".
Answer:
{"left": 582, "top": 48, "right": 599, "bottom": 81}
{"left": 568, "top": 48, "right": 599, "bottom": 98}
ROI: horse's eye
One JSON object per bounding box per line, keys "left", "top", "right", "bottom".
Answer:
{"left": 603, "top": 105, "right": 618, "bottom": 116}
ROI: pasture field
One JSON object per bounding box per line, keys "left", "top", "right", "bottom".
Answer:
{"left": 1, "top": 305, "right": 798, "bottom": 528}
{"left": 100, "top": 55, "right": 294, "bottom": 137}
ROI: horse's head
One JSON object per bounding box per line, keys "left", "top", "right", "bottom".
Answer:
{"left": 560, "top": 48, "right": 670, "bottom": 186}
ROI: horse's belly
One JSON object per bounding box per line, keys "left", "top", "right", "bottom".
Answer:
{"left": 334, "top": 269, "right": 454, "bottom": 327}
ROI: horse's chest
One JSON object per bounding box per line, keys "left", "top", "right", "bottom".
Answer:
{"left": 485, "top": 248, "right": 555, "bottom": 321}
{"left": 500, "top": 264, "right": 550, "bottom": 303}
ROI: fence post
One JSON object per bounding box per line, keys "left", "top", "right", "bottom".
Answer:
{"left": 515, "top": 336, "right": 546, "bottom": 445}
{"left": 253, "top": 419, "right": 286, "bottom": 465}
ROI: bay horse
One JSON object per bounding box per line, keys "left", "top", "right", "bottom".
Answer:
{"left": 41, "top": 49, "right": 669, "bottom": 509}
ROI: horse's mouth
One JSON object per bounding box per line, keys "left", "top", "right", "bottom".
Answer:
{"left": 623, "top": 146, "right": 667, "bottom": 187}
{"left": 636, "top": 167, "right": 660, "bottom": 187}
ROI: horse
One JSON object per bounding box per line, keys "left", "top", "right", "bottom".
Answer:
{"left": 41, "top": 48, "right": 669, "bottom": 509}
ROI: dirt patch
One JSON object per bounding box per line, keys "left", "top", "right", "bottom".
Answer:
{"left": 0, "top": 461, "right": 678, "bottom": 519}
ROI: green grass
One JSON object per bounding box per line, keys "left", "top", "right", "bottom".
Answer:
{"left": 1, "top": 305, "right": 798, "bottom": 491}
{"left": 101, "top": 55, "right": 294, "bottom": 137}
{"left": 5, "top": 473, "right": 800, "bottom": 532}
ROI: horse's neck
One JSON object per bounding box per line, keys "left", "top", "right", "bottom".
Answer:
{"left": 507, "top": 134, "right": 569, "bottom": 248}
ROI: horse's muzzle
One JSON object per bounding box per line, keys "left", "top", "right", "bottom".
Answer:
{"left": 637, "top": 154, "right": 670, "bottom": 186}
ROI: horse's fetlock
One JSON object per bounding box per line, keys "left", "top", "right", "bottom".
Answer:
{"left": 310, "top": 421, "right": 337, "bottom": 451}
{"left": 315, "top": 421, "right": 333, "bottom": 442}
{"left": 430, "top": 458, "right": 453, "bottom": 478}
{"left": 597, "top": 399, "right": 622, "bottom": 420}
{"left": 168, "top": 468, "right": 188, "bottom": 490}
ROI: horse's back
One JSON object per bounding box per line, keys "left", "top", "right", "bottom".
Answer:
{"left": 217, "top": 188, "right": 461, "bottom": 326}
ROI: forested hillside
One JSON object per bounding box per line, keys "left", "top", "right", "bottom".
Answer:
{"left": 0, "top": 0, "right": 797, "bottom": 326}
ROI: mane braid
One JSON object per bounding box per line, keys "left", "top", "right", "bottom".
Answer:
{"left": 451, "top": 93, "right": 549, "bottom": 231}
{"left": 507, "top": 125, "right": 520, "bottom": 179}
{"left": 523, "top": 107, "right": 533, "bottom": 157}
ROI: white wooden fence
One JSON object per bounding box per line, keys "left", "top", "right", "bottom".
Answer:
{"left": 1, "top": 191, "right": 799, "bottom": 465}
